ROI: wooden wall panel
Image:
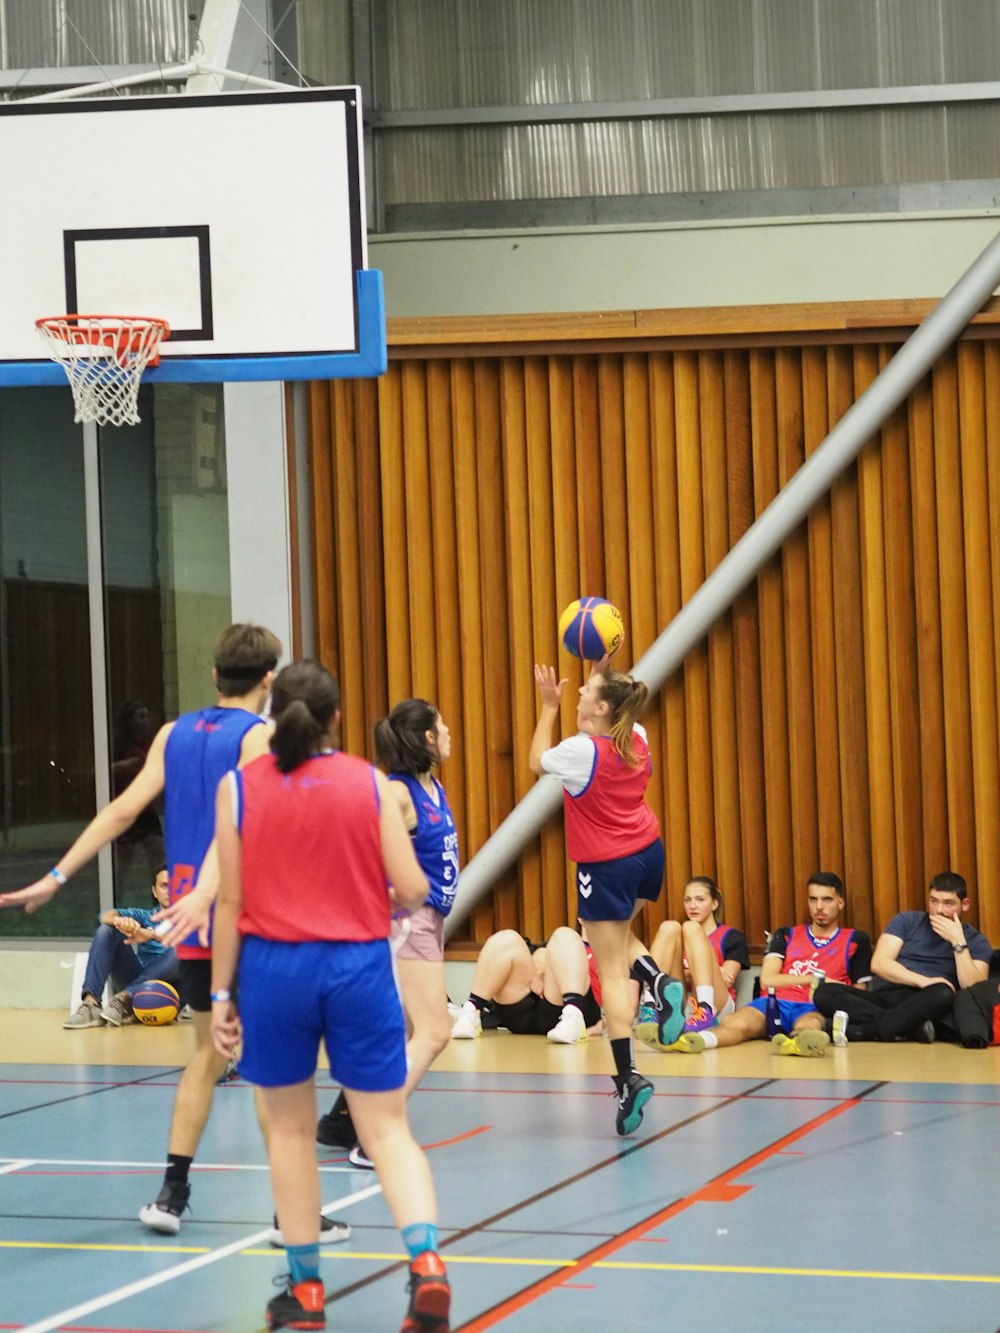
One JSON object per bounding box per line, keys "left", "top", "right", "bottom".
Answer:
{"left": 312, "top": 310, "right": 1000, "bottom": 948}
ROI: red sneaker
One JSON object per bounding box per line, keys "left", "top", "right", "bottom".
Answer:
{"left": 266, "top": 1277, "right": 326, "bottom": 1330}
{"left": 400, "top": 1251, "right": 451, "bottom": 1332}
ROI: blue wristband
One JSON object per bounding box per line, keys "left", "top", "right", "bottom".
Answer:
{"left": 48, "top": 868, "right": 67, "bottom": 885}
{"left": 210, "top": 990, "right": 231, "bottom": 1003}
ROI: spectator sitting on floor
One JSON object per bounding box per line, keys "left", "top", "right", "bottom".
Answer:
{"left": 813, "top": 872, "right": 991, "bottom": 1044}
{"left": 665, "top": 871, "right": 872, "bottom": 1057}
{"left": 63, "top": 864, "right": 179, "bottom": 1029}
{"left": 451, "top": 926, "right": 603, "bottom": 1043}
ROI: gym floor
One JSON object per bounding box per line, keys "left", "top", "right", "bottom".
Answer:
{"left": 2, "top": 1011, "right": 999, "bottom": 1333}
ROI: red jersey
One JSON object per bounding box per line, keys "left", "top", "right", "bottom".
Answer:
{"left": 236, "top": 751, "right": 390, "bottom": 942}
{"left": 562, "top": 734, "right": 659, "bottom": 863}
{"left": 773, "top": 924, "right": 857, "bottom": 1003}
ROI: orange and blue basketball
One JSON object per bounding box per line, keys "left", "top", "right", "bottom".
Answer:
{"left": 558, "top": 596, "right": 625, "bottom": 659}
{"left": 132, "top": 980, "right": 180, "bottom": 1026}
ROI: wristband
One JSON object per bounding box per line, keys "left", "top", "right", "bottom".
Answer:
{"left": 48, "top": 868, "right": 67, "bottom": 885}
{"left": 210, "top": 990, "right": 231, "bottom": 1003}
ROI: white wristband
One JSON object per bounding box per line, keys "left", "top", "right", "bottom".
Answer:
{"left": 48, "top": 867, "right": 67, "bottom": 885}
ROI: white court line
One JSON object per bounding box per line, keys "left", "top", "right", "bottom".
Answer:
{"left": 17, "top": 1181, "right": 383, "bottom": 1333}
{"left": 0, "top": 1159, "right": 35, "bottom": 1175}
{"left": 0, "top": 1155, "right": 354, "bottom": 1173}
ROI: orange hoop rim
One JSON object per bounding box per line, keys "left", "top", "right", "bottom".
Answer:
{"left": 36, "top": 314, "right": 171, "bottom": 339}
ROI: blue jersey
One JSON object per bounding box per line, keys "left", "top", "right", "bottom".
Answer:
{"left": 164, "top": 705, "right": 263, "bottom": 957}
{"left": 392, "top": 773, "right": 458, "bottom": 916}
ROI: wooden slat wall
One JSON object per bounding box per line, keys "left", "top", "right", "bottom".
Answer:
{"left": 308, "top": 310, "right": 1000, "bottom": 951}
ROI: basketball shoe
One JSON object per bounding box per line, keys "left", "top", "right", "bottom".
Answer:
{"left": 316, "top": 1090, "right": 356, "bottom": 1149}
{"left": 771, "top": 1030, "right": 829, "bottom": 1057}
{"left": 615, "top": 1071, "right": 653, "bottom": 1136}
{"left": 450, "top": 1003, "right": 482, "bottom": 1040}
{"left": 266, "top": 1276, "right": 326, "bottom": 1330}
{"left": 682, "top": 1001, "right": 715, "bottom": 1034}
{"left": 401, "top": 1251, "right": 450, "bottom": 1332}
{"left": 139, "top": 1179, "right": 190, "bottom": 1234}
{"left": 269, "top": 1213, "right": 352, "bottom": 1248}
{"left": 546, "top": 1003, "right": 586, "bottom": 1044}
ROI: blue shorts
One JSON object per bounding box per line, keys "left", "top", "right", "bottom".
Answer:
{"left": 236, "top": 935, "right": 407, "bottom": 1091}
{"left": 577, "top": 838, "right": 664, "bottom": 922}
{"left": 747, "top": 997, "right": 817, "bottom": 1029}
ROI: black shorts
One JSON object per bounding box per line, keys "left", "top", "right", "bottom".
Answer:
{"left": 179, "top": 958, "right": 211, "bottom": 1012}
{"left": 490, "top": 989, "right": 601, "bottom": 1036}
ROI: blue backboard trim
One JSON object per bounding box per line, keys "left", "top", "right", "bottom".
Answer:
{"left": 0, "top": 269, "right": 387, "bottom": 386}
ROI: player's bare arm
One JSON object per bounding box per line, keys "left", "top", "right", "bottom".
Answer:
{"left": 0, "top": 723, "right": 172, "bottom": 914}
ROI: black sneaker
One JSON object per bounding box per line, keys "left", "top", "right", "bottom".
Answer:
{"left": 269, "top": 1212, "right": 352, "bottom": 1248}
{"left": 400, "top": 1251, "right": 450, "bottom": 1333}
{"left": 266, "top": 1276, "right": 326, "bottom": 1330}
{"left": 652, "top": 972, "right": 687, "bottom": 1047}
{"left": 615, "top": 1071, "right": 653, "bottom": 1137}
{"left": 912, "top": 1019, "right": 936, "bottom": 1044}
{"left": 316, "top": 1090, "right": 356, "bottom": 1149}
{"left": 138, "top": 1179, "right": 190, "bottom": 1235}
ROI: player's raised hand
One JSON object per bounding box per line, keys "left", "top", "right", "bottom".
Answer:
{"left": 534, "top": 663, "right": 568, "bottom": 709}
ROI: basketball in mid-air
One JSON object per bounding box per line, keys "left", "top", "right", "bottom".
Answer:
{"left": 558, "top": 597, "right": 625, "bottom": 659}
{"left": 132, "top": 980, "right": 181, "bottom": 1026}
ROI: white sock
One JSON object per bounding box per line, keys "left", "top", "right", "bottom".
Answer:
{"left": 701, "top": 1030, "right": 719, "bottom": 1049}
{"left": 696, "top": 986, "right": 714, "bottom": 1008}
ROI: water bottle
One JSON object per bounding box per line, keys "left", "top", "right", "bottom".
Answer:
{"left": 765, "top": 986, "right": 784, "bottom": 1037}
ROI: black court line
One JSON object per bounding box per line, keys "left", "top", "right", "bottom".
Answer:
{"left": 0, "top": 1066, "right": 186, "bottom": 1123}
{"left": 456, "top": 1078, "right": 889, "bottom": 1330}
{"left": 326, "top": 1077, "right": 779, "bottom": 1308}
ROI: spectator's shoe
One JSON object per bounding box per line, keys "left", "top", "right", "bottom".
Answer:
{"left": 139, "top": 1179, "right": 190, "bottom": 1235}
{"left": 216, "top": 1057, "right": 239, "bottom": 1084}
{"left": 348, "top": 1144, "right": 375, "bottom": 1170}
{"left": 316, "top": 1091, "right": 356, "bottom": 1150}
{"left": 177, "top": 1003, "right": 194, "bottom": 1022}
{"left": 615, "top": 1071, "right": 653, "bottom": 1136}
{"left": 831, "top": 1010, "right": 849, "bottom": 1046}
{"left": 266, "top": 1276, "right": 326, "bottom": 1330}
{"left": 682, "top": 1002, "right": 716, "bottom": 1034}
{"left": 400, "top": 1252, "right": 450, "bottom": 1333}
{"left": 63, "top": 1001, "right": 104, "bottom": 1029}
{"left": 269, "top": 1213, "right": 351, "bottom": 1248}
{"left": 912, "top": 1020, "right": 936, "bottom": 1044}
{"left": 771, "top": 1030, "right": 830, "bottom": 1057}
{"left": 670, "top": 1033, "right": 707, "bottom": 1054}
{"left": 102, "top": 992, "right": 136, "bottom": 1027}
{"left": 450, "top": 1004, "right": 482, "bottom": 1040}
{"left": 546, "top": 1003, "right": 587, "bottom": 1044}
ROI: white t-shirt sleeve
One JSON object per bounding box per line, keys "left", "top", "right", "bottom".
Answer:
{"left": 539, "top": 734, "right": 597, "bottom": 796}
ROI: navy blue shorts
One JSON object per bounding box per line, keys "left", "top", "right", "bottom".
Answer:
{"left": 576, "top": 838, "right": 665, "bottom": 922}
{"left": 236, "top": 935, "right": 407, "bottom": 1091}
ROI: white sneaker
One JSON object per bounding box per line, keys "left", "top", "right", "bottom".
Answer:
{"left": 546, "top": 1004, "right": 587, "bottom": 1044}
{"left": 451, "top": 1004, "right": 482, "bottom": 1040}
{"left": 832, "top": 1011, "right": 849, "bottom": 1047}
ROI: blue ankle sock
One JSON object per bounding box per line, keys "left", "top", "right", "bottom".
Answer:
{"left": 401, "top": 1221, "right": 439, "bottom": 1259}
{"left": 286, "top": 1241, "right": 320, "bottom": 1285}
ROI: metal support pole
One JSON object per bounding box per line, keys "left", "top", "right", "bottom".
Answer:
{"left": 445, "top": 227, "right": 1000, "bottom": 939}
{"left": 82, "top": 421, "right": 113, "bottom": 913}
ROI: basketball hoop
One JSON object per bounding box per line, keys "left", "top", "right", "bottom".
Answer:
{"left": 35, "top": 315, "right": 170, "bottom": 427}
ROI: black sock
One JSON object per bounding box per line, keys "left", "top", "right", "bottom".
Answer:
{"left": 468, "top": 992, "right": 489, "bottom": 1011}
{"left": 165, "top": 1153, "right": 192, "bottom": 1186}
{"left": 630, "top": 955, "right": 661, "bottom": 989}
{"left": 561, "top": 992, "right": 586, "bottom": 1011}
{"left": 610, "top": 1036, "right": 635, "bottom": 1090}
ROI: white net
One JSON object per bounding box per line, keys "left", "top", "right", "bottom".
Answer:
{"left": 35, "top": 316, "right": 170, "bottom": 427}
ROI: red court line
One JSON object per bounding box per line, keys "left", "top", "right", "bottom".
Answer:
{"left": 457, "top": 1094, "right": 865, "bottom": 1331}
{"left": 424, "top": 1124, "right": 492, "bottom": 1151}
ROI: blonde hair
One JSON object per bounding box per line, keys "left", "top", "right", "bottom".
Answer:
{"left": 596, "top": 670, "right": 649, "bottom": 765}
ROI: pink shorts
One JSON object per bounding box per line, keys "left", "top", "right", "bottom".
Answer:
{"left": 393, "top": 905, "right": 444, "bottom": 963}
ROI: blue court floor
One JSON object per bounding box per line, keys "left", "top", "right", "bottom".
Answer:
{"left": 2, "top": 1025, "right": 1000, "bottom": 1333}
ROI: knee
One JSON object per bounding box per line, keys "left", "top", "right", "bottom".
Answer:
{"left": 652, "top": 921, "right": 680, "bottom": 950}
{"left": 680, "top": 920, "right": 701, "bottom": 945}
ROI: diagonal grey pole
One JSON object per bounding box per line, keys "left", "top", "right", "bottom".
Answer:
{"left": 445, "top": 229, "right": 1000, "bottom": 940}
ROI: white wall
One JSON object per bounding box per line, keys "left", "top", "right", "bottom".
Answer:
{"left": 371, "top": 212, "right": 1000, "bottom": 318}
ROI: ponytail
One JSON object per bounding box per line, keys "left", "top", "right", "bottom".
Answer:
{"left": 374, "top": 698, "right": 439, "bottom": 775}
{"left": 597, "top": 670, "right": 649, "bottom": 766}
{"left": 269, "top": 660, "right": 339, "bottom": 773}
